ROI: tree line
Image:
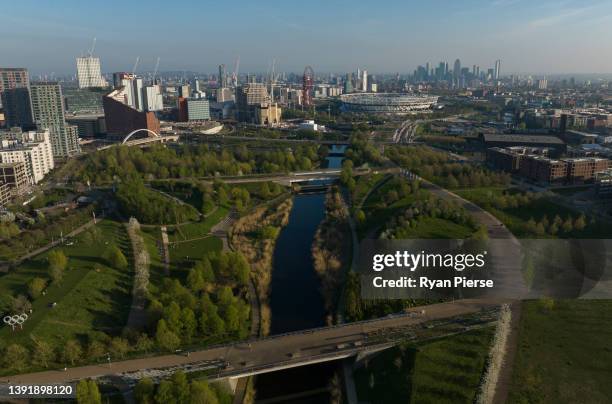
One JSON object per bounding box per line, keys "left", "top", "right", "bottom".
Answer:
{"left": 75, "top": 143, "right": 322, "bottom": 185}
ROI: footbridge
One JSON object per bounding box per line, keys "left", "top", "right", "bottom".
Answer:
{"left": 6, "top": 299, "right": 504, "bottom": 387}
{"left": 97, "top": 129, "right": 179, "bottom": 150}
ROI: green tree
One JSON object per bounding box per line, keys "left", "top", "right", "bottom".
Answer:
{"left": 107, "top": 245, "right": 128, "bottom": 269}
{"left": 155, "top": 380, "right": 176, "bottom": 404}
{"left": 63, "top": 339, "right": 82, "bottom": 365}
{"left": 134, "top": 378, "right": 155, "bottom": 404}
{"left": 156, "top": 319, "right": 180, "bottom": 351}
{"left": 181, "top": 307, "right": 197, "bottom": 342}
{"left": 76, "top": 380, "right": 101, "bottom": 404}
{"left": 87, "top": 341, "right": 106, "bottom": 362}
{"left": 136, "top": 334, "right": 154, "bottom": 353}
{"left": 224, "top": 304, "right": 240, "bottom": 333}
{"left": 109, "top": 337, "right": 130, "bottom": 359}
{"left": 195, "top": 258, "right": 215, "bottom": 283}
{"left": 260, "top": 225, "right": 279, "bottom": 240}
{"left": 4, "top": 344, "right": 29, "bottom": 372}
{"left": 187, "top": 268, "right": 206, "bottom": 293}
{"left": 48, "top": 250, "right": 68, "bottom": 272}
{"left": 171, "top": 371, "right": 190, "bottom": 404}
{"left": 164, "top": 302, "right": 182, "bottom": 331}
{"left": 48, "top": 250, "right": 68, "bottom": 283}
{"left": 27, "top": 277, "right": 46, "bottom": 299}
{"left": 189, "top": 380, "right": 219, "bottom": 404}
{"left": 32, "top": 339, "right": 54, "bottom": 368}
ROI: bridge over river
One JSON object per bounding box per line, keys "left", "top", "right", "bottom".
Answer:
{"left": 5, "top": 299, "right": 504, "bottom": 388}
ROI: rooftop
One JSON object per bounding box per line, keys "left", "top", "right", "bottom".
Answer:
{"left": 482, "top": 133, "right": 565, "bottom": 145}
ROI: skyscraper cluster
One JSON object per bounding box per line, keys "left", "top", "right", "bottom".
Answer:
{"left": 412, "top": 58, "right": 502, "bottom": 88}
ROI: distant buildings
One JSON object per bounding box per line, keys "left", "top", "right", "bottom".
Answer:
{"left": 76, "top": 56, "right": 108, "bottom": 88}
{"left": 235, "top": 82, "right": 281, "bottom": 125}
{"left": 30, "top": 83, "right": 80, "bottom": 158}
{"left": 0, "top": 128, "right": 54, "bottom": 184}
{"left": 479, "top": 133, "right": 566, "bottom": 155}
{"left": 218, "top": 64, "right": 228, "bottom": 88}
{"left": 299, "top": 120, "right": 325, "bottom": 132}
{"left": 494, "top": 60, "right": 501, "bottom": 80}
{"left": 103, "top": 87, "right": 161, "bottom": 138}
{"left": 0, "top": 67, "right": 34, "bottom": 129}
{"left": 143, "top": 85, "right": 163, "bottom": 111}
{"left": 361, "top": 69, "right": 368, "bottom": 92}
{"left": 186, "top": 99, "right": 211, "bottom": 121}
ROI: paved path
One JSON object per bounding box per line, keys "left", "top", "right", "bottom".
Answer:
{"left": 160, "top": 226, "right": 170, "bottom": 275}
{"left": 4, "top": 299, "right": 505, "bottom": 385}
{"left": 9, "top": 215, "right": 102, "bottom": 267}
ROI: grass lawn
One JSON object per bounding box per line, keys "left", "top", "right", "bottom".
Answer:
{"left": 354, "top": 327, "right": 494, "bottom": 404}
{"left": 169, "top": 236, "right": 223, "bottom": 268}
{"left": 139, "top": 226, "right": 166, "bottom": 292}
{"left": 0, "top": 220, "right": 133, "bottom": 349}
{"left": 508, "top": 300, "right": 612, "bottom": 404}
{"left": 167, "top": 206, "right": 229, "bottom": 242}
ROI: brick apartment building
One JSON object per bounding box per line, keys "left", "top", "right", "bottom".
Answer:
{"left": 486, "top": 146, "right": 611, "bottom": 184}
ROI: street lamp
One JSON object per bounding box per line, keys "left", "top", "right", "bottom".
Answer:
{"left": 106, "top": 352, "right": 111, "bottom": 368}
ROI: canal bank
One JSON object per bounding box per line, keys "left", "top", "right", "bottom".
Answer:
{"left": 253, "top": 146, "right": 346, "bottom": 403}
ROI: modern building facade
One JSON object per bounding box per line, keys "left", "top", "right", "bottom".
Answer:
{"left": 236, "top": 83, "right": 271, "bottom": 122}
{"left": 0, "top": 161, "right": 29, "bottom": 195}
{"left": 0, "top": 67, "right": 34, "bottom": 128}
{"left": 0, "top": 129, "right": 54, "bottom": 184}
{"left": 30, "top": 83, "right": 81, "bottom": 158}
{"left": 76, "top": 56, "right": 108, "bottom": 88}
{"left": 186, "top": 99, "right": 211, "bottom": 121}
{"left": 103, "top": 87, "right": 161, "bottom": 138}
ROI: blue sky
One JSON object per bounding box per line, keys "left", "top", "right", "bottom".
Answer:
{"left": 2, "top": 0, "right": 612, "bottom": 75}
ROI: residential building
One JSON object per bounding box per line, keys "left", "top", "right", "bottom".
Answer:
{"left": 30, "top": 83, "right": 80, "bottom": 157}
{"left": 143, "top": 85, "right": 163, "bottom": 111}
{"left": 236, "top": 82, "right": 271, "bottom": 122}
{"left": 0, "top": 181, "right": 10, "bottom": 206}
{"left": 76, "top": 56, "right": 108, "bottom": 88}
{"left": 0, "top": 161, "right": 29, "bottom": 195}
{"left": 186, "top": 99, "right": 211, "bottom": 121}
{"left": 0, "top": 129, "right": 54, "bottom": 184}
{"left": 563, "top": 157, "right": 611, "bottom": 182}
{"left": 255, "top": 103, "right": 282, "bottom": 126}
{"left": 0, "top": 67, "right": 34, "bottom": 128}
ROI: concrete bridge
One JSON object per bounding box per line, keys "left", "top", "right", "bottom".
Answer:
{"left": 5, "top": 299, "right": 503, "bottom": 388}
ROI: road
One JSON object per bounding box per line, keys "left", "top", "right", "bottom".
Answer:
{"left": 4, "top": 299, "right": 505, "bottom": 385}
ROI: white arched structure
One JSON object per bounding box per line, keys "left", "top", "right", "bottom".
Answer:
{"left": 122, "top": 129, "right": 160, "bottom": 144}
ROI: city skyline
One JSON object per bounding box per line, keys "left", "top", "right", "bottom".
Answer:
{"left": 3, "top": 0, "right": 612, "bottom": 76}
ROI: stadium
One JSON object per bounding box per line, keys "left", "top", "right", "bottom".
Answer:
{"left": 340, "top": 93, "right": 439, "bottom": 113}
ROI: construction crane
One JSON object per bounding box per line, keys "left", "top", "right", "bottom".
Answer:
{"left": 268, "top": 58, "right": 276, "bottom": 99}
{"left": 87, "top": 37, "right": 97, "bottom": 57}
{"left": 232, "top": 55, "right": 240, "bottom": 87}
{"left": 152, "top": 57, "right": 160, "bottom": 84}
{"left": 131, "top": 56, "right": 140, "bottom": 76}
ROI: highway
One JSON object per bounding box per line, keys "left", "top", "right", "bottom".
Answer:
{"left": 4, "top": 299, "right": 504, "bottom": 386}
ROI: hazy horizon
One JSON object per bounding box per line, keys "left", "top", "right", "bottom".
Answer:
{"left": 3, "top": 0, "right": 612, "bottom": 76}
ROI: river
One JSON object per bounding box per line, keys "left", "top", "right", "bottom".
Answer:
{"left": 253, "top": 145, "right": 346, "bottom": 403}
